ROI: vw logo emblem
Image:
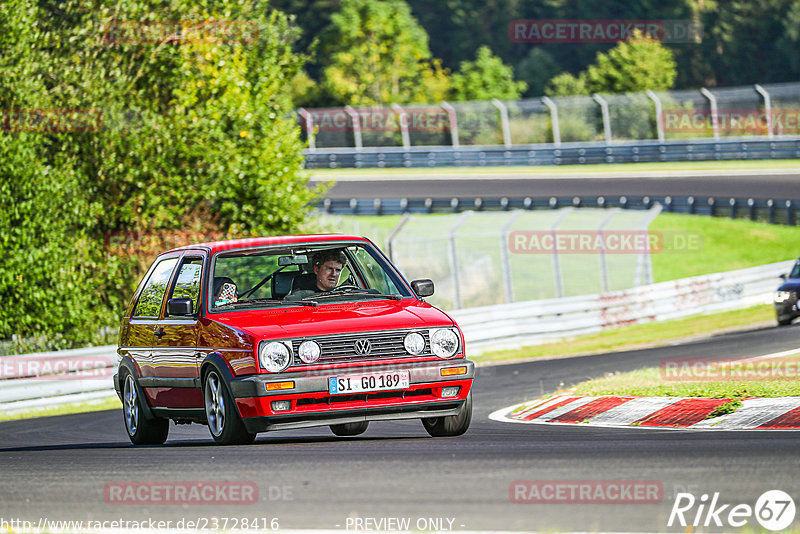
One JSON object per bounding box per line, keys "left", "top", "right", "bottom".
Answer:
{"left": 354, "top": 339, "right": 372, "bottom": 356}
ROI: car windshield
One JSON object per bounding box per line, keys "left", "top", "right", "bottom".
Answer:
{"left": 791, "top": 261, "right": 800, "bottom": 279}
{"left": 210, "top": 242, "right": 410, "bottom": 311}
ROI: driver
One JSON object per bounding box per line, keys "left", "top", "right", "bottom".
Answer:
{"left": 288, "top": 250, "right": 348, "bottom": 298}
{"left": 312, "top": 250, "right": 347, "bottom": 292}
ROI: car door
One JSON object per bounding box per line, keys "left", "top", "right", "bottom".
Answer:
{"left": 149, "top": 252, "right": 207, "bottom": 413}
{"left": 127, "top": 254, "right": 181, "bottom": 407}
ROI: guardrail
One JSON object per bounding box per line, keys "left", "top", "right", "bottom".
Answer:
{"left": 305, "top": 137, "right": 800, "bottom": 169}
{"left": 0, "top": 260, "right": 790, "bottom": 410}
{"left": 451, "top": 260, "right": 792, "bottom": 353}
{"left": 319, "top": 195, "right": 799, "bottom": 225}
{"left": 0, "top": 345, "right": 119, "bottom": 413}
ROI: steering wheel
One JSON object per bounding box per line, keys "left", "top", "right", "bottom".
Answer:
{"left": 330, "top": 284, "right": 361, "bottom": 292}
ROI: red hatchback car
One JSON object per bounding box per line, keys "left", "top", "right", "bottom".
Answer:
{"left": 114, "top": 235, "right": 474, "bottom": 445}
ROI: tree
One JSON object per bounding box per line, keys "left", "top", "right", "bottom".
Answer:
{"left": 449, "top": 46, "right": 527, "bottom": 101}
{"left": 319, "top": 0, "right": 450, "bottom": 105}
{"left": 585, "top": 33, "right": 677, "bottom": 93}
{"left": 545, "top": 33, "right": 677, "bottom": 96}
{"left": 545, "top": 72, "right": 589, "bottom": 97}
{"left": 517, "top": 48, "right": 561, "bottom": 97}
{"left": 0, "top": 0, "right": 321, "bottom": 348}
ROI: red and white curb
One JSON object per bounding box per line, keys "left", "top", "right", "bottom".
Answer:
{"left": 489, "top": 394, "right": 800, "bottom": 430}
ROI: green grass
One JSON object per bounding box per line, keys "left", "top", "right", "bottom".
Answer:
{"left": 566, "top": 353, "right": 800, "bottom": 398}
{"left": 0, "top": 395, "right": 121, "bottom": 422}
{"left": 649, "top": 213, "right": 800, "bottom": 282}
{"left": 471, "top": 304, "right": 774, "bottom": 364}
{"left": 310, "top": 158, "right": 800, "bottom": 177}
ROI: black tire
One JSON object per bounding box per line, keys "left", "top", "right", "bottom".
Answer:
{"left": 203, "top": 369, "right": 256, "bottom": 445}
{"left": 422, "top": 392, "right": 472, "bottom": 437}
{"left": 122, "top": 372, "right": 169, "bottom": 445}
{"left": 777, "top": 316, "right": 793, "bottom": 326}
{"left": 330, "top": 421, "right": 369, "bottom": 436}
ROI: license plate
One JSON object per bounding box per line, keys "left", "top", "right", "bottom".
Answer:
{"left": 328, "top": 371, "right": 410, "bottom": 394}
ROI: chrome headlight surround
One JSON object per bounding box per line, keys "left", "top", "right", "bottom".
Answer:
{"left": 403, "top": 332, "right": 425, "bottom": 355}
{"left": 259, "top": 341, "right": 292, "bottom": 373}
{"left": 298, "top": 340, "right": 321, "bottom": 363}
{"left": 429, "top": 328, "right": 460, "bottom": 359}
{"left": 775, "top": 291, "right": 792, "bottom": 303}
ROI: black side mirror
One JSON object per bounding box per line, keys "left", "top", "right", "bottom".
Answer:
{"left": 167, "top": 297, "right": 194, "bottom": 316}
{"left": 780, "top": 273, "right": 788, "bottom": 280}
{"left": 411, "top": 279, "right": 434, "bottom": 297}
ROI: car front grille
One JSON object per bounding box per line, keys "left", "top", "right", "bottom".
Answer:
{"left": 291, "top": 329, "right": 430, "bottom": 365}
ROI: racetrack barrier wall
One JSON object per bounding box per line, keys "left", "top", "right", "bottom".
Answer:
{"left": 451, "top": 260, "right": 793, "bottom": 353}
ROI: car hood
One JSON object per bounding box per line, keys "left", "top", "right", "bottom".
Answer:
{"left": 209, "top": 299, "right": 456, "bottom": 340}
{"left": 778, "top": 280, "right": 800, "bottom": 292}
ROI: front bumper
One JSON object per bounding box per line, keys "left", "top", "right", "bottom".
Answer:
{"left": 774, "top": 299, "right": 799, "bottom": 322}
{"left": 229, "top": 359, "right": 474, "bottom": 433}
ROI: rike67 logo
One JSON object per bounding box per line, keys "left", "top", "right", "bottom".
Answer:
{"left": 668, "top": 490, "right": 796, "bottom": 531}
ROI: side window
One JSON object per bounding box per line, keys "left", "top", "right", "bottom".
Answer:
{"left": 133, "top": 257, "right": 179, "bottom": 318}
{"left": 168, "top": 257, "right": 203, "bottom": 315}
{"left": 350, "top": 247, "right": 401, "bottom": 295}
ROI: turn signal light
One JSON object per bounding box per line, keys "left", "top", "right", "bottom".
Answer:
{"left": 440, "top": 366, "right": 467, "bottom": 376}
{"left": 266, "top": 381, "right": 295, "bottom": 391}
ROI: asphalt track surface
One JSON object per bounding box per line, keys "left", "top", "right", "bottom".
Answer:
{"left": 2, "top": 323, "right": 800, "bottom": 532}
{"left": 313, "top": 170, "right": 800, "bottom": 200}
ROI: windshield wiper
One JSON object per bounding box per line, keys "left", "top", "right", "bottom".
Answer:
{"left": 312, "top": 291, "right": 402, "bottom": 301}
{"left": 213, "top": 299, "right": 287, "bottom": 310}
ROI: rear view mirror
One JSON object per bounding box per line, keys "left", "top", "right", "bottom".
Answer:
{"left": 411, "top": 279, "right": 434, "bottom": 297}
{"left": 167, "top": 297, "right": 193, "bottom": 316}
{"left": 279, "top": 255, "right": 308, "bottom": 266}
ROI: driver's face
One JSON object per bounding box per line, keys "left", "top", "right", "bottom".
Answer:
{"left": 314, "top": 260, "right": 343, "bottom": 291}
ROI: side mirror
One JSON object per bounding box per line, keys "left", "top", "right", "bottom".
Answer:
{"left": 780, "top": 273, "right": 788, "bottom": 280}
{"left": 411, "top": 279, "right": 434, "bottom": 297}
{"left": 167, "top": 297, "right": 194, "bottom": 316}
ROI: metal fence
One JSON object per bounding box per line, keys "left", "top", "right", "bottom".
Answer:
{"left": 344, "top": 206, "right": 661, "bottom": 310}
{"left": 299, "top": 82, "right": 800, "bottom": 150}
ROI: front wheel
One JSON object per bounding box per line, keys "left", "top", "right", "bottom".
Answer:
{"left": 330, "top": 421, "right": 369, "bottom": 436}
{"left": 122, "top": 373, "right": 169, "bottom": 445}
{"left": 422, "top": 392, "right": 472, "bottom": 437}
{"left": 203, "top": 369, "right": 256, "bottom": 445}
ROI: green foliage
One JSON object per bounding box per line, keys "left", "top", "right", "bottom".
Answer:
{"left": 0, "top": 0, "right": 319, "bottom": 349}
{"left": 449, "top": 46, "right": 527, "bottom": 101}
{"left": 516, "top": 48, "right": 561, "bottom": 98}
{"left": 585, "top": 35, "right": 677, "bottom": 94}
{"left": 546, "top": 34, "right": 677, "bottom": 97}
{"left": 319, "top": 0, "right": 450, "bottom": 105}
{"left": 545, "top": 72, "right": 589, "bottom": 97}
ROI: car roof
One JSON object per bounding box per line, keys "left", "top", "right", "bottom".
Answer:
{"left": 166, "top": 234, "right": 371, "bottom": 255}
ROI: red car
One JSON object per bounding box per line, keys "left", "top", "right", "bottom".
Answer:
{"left": 114, "top": 235, "right": 474, "bottom": 445}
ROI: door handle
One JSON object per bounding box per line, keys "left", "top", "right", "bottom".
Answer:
{"left": 153, "top": 328, "right": 166, "bottom": 339}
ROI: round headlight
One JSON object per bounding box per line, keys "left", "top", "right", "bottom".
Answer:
{"left": 403, "top": 332, "right": 425, "bottom": 355}
{"left": 430, "top": 328, "right": 459, "bottom": 359}
{"left": 259, "top": 341, "right": 291, "bottom": 373}
{"left": 298, "top": 340, "right": 321, "bottom": 363}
